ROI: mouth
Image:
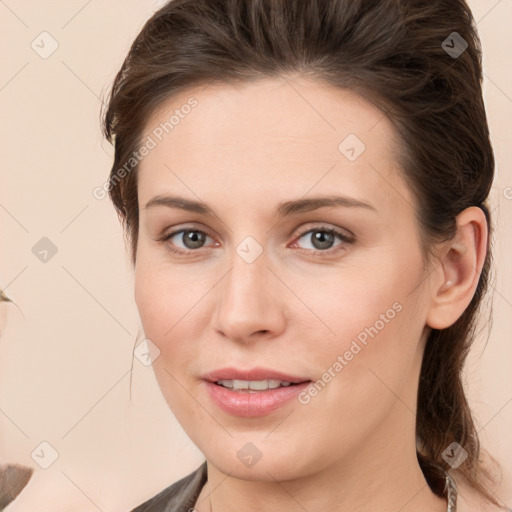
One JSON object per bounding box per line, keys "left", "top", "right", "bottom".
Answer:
{"left": 201, "top": 367, "right": 312, "bottom": 417}
{"left": 213, "top": 378, "right": 307, "bottom": 392}
{"left": 202, "top": 366, "right": 311, "bottom": 387}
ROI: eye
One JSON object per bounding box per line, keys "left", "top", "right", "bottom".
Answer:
{"left": 160, "top": 228, "right": 216, "bottom": 255}
{"left": 292, "top": 225, "right": 354, "bottom": 255}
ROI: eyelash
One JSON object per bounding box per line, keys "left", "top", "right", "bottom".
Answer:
{"left": 158, "top": 225, "right": 354, "bottom": 257}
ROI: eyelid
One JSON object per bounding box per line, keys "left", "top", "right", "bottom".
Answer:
{"left": 292, "top": 223, "right": 355, "bottom": 242}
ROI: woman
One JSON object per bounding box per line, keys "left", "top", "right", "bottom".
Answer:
{"left": 102, "top": 0, "right": 506, "bottom": 510}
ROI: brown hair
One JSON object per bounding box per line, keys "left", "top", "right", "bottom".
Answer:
{"left": 102, "top": 0, "right": 503, "bottom": 506}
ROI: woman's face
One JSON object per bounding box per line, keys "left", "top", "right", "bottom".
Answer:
{"left": 134, "top": 77, "right": 435, "bottom": 480}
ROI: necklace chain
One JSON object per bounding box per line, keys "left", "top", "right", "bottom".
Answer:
{"left": 445, "top": 470, "right": 458, "bottom": 512}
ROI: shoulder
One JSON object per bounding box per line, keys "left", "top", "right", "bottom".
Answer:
{"left": 452, "top": 472, "right": 508, "bottom": 512}
{"left": 130, "top": 461, "right": 208, "bottom": 512}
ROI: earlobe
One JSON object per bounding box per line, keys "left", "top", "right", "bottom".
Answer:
{"left": 426, "top": 206, "right": 488, "bottom": 330}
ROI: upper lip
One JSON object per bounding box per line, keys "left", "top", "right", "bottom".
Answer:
{"left": 202, "top": 367, "right": 311, "bottom": 384}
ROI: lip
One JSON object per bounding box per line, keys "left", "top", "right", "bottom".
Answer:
{"left": 201, "top": 367, "right": 312, "bottom": 418}
{"left": 201, "top": 367, "right": 310, "bottom": 384}
{"left": 204, "top": 380, "right": 311, "bottom": 417}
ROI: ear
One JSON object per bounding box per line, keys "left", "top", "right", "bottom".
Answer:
{"left": 426, "top": 206, "right": 489, "bottom": 330}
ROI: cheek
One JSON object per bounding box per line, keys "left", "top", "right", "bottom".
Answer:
{"left": 297, "top": 253, "right": 426, "bottom": 412}
{"left": 134, "top": 250, "right": 202, "bottom": 339}
{"left": 134, "top": 259, "right": 205, "bottom": 415}
{"left": 294, "top": 251, "right": 427, "bottom": 410}
{"left": 298, "top": 252, "right": 425, "bottom": 350}
{"left": 133, "top": 251, "right": 217, "bottom": 390}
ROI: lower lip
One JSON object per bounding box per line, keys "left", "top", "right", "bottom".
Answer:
{"left": 204, "top": 381, "right": 311, "bottom": 417}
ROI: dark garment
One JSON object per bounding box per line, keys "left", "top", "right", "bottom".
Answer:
{"left": 131, "top": 461, "right": 207, "bottom": 512}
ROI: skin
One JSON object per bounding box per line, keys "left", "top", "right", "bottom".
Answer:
{"left": 134, "top": 76, "right": 487, "bottom": 512}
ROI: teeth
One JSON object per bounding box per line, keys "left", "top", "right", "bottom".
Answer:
{"left": 233, "top": 379, "right": 249, "bottom": 389}
{"left": 217, "top": 379, "right": 294, "bottom": 391}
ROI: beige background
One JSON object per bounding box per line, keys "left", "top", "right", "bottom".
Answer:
{"left": 0, "top": 1, "right": 511, "bottom": 510}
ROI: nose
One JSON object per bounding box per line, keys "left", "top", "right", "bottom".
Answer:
{"left": 211, "top": 245, "right": 286, "bottom": 344}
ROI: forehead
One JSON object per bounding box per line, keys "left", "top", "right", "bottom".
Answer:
{"left": 137, "top": 76, "right": 413, "bottom": 213}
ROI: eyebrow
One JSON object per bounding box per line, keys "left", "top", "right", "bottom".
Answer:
{"left": 143, "top": 194, "right": 377, "bottom": 216}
